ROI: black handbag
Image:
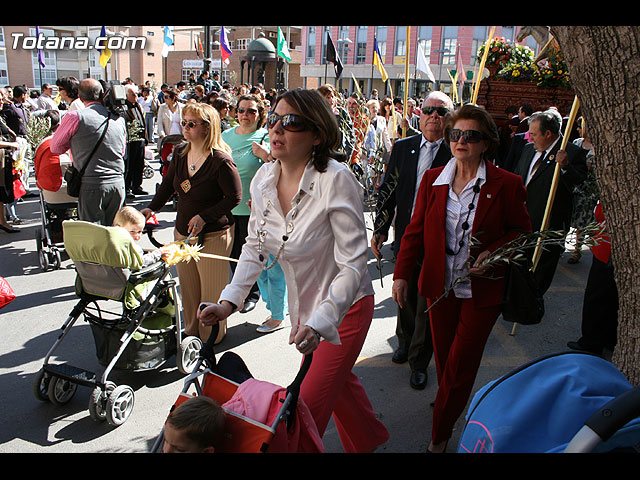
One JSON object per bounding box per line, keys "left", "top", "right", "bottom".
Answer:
{"left": 501, "top": 261, "right": 545, "bottom": 325}
{"left": 64, "top": 117, "right": 110, "bottom": 197}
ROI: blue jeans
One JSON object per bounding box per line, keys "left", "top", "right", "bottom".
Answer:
{"left": 257, "top": 255, "right": 288, "bottom": 321}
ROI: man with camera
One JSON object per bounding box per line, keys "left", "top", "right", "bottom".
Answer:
{"left": 50, "top": 78, "right": 127, "bottom": 226}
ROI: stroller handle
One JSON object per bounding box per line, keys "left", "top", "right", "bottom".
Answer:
{"left": 565, "top": 385, "right": 640, "bottom": 452}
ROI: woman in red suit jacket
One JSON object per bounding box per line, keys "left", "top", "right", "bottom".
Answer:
{"left": 392, "top": 104, "right": 531, "bottom": 452}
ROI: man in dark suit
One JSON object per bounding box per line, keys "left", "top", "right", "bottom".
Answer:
{"left": 513, "top": 109, "right": 588, "bottom": 295}
{"left": 372, "top": 91, "right": 453, "bottom": 390}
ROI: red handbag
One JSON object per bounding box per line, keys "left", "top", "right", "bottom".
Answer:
{"left": 0, "top": 276, "right": 16, "bottom": 309}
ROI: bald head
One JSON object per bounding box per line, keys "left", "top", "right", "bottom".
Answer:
{"left": 78, "top": 78, "right": 103, "bottom": 103}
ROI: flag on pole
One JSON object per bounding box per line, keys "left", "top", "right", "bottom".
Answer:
{"left": 373, "top": 38, "right": 388, "bottom": 82}
{"left": 416, "top": 43, "right": 435, "bottom": 83}
{"left": 195, "top": 38, "right": 202, "bottom": 57}
{"left": 35, "top": 26, "right": 46, "bottom": 68}
{"left": 277, "top": 27, "right": 292, "bottom": 62}
{"left": 456, "top": 43, "right": 466, "bottom": 90}
{"left": 162, "top": 25, "right": 174, "bottom": 58}
{"left": 98, "top": 26, "right": 112, "bottom": 68}
{"left": 325, "top": 33, "right": 343, "bottom": 79}
{"left": 220, "top": 26, "right": 232, "bottom": 65}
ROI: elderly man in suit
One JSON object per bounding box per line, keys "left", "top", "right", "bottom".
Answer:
{"left": 372, "top": 91, "right": 454, "bottom": 390}
{"left": 513, "top": 108, "right": 588, "bottom": 295}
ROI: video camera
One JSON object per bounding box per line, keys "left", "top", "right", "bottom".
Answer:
{"left": 101, "top": 81, "right": 127, "bottom": 117}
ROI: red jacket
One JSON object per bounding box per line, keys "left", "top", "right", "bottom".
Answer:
{"left": 394, "top": 160, "right": 532, "bottom": 309}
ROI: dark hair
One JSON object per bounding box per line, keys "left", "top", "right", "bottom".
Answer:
{"left": 236, "top": 94, "right": 267, "bottom": 129}
{"left": 529, "top": 110, "right": 561, "bottom": 136}
{"left": 43, "top": 109, "right": 61, "bottom": 134}
{"left": 56, "top": 76, "right": 79, "bottom": 99}
{"left": 166, "top": 396, "right": 226, "bottom": 450}
{"left": 164, "top": 88, "right": 179, "bottom": 101}
{"left": 519, "top": 104, "right": 533, "bottom": 116}
{"left": 444, "top": 104, "right": 500, "bottom": 161}
{"left": 271, "top": 88, "right": 345, "bottom": 171}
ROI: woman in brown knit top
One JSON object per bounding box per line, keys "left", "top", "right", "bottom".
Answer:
{"left": 141, "top": 102, "right": 241, "bottom": 344}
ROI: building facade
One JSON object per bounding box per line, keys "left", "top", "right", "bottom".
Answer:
{"left": 0, "top": 25, "right": 303, "bottom": 94}
{"left": 300, "top": 26, "right": 539, "bottom": 102}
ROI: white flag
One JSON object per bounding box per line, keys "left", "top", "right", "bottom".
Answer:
{"left": 416, "top": 44, "right": 436, "bottom": 83}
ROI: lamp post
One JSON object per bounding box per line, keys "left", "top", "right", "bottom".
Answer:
{"left": 434, "top": 47, "right": 450, "bottom": 91}
{"left": 337, "top": 37, "right": 352, "bottom": 92}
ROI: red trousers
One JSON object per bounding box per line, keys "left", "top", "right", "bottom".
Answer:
{"left": 428, "top": 294, "right": 501, "bottom": 444}
{"left": 300, "top": 295, "right": 389, "bottom": 452}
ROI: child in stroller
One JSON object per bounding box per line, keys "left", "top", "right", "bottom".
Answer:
{"left": 112, "top": 206, "right": 172, "bottom": 266}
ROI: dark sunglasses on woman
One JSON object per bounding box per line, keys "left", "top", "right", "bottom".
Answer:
{"left": 448, "top": 129, "right": 486, "bottom": 143}
{"left": 266, "top": 112, "right": 310, "bottom": 132}
{"left": 181, "top": 120, "right": 207, "bottom": 129}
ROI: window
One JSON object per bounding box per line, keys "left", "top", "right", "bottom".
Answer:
{"left": 442, "top": 26, "right": 458, "bottom": 65}
{"left": 395, "top": 26, "right": 407, "bottom": 57}
{"left": 236, "top": 38, "right": 250, "bottom": 50}
{"left": 29, "top": 27, "right": 57, "bottom": 88}
{"left": 417, "top": 26, "right": 432, "bottom": 60}
{"left": 376, "top": 26, "right": 387, "bottom": 59}
{"left": 356, "top": 26, "right": 367, "bottom": 64}
{"left": 338, "top": 26, "right": 350, "bottom": 64}
{"left": 306, "top": 26, "right": 316, "bottom": 64}
{"left": 471, "top": 26, "right": 488, "bottom": 66}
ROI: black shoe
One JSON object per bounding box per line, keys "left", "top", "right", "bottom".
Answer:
{"left": 410, "top": 370, "right": 428, "bottom": 390}
{"left": 126, "top": 190, "right": 135, "bottom": 200}
{"left": 0, "top": 224, "right": 18, "bottom": 233}
{"left": 132, "top": 188, "right": 148, "bottom": 195}
{"left": 392, "top": 347, "right": 408, "bottom": 364}
{"left": 239, "top": 300, "right": 257, "bottom": 314}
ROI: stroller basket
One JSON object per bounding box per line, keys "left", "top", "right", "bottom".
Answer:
{"left": 87, "top": 307, "right": 176, "bottom": 371}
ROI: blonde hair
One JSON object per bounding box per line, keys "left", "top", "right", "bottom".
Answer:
{"left": 182, "top": 102, "right": 232, "bottom": 155}
{"left": 113, "top": 206, "right": 145, "bottom": 227}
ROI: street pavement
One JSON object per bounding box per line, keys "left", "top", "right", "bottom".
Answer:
{"left": 0, "top": 154, "right": 591, "bottom": 453}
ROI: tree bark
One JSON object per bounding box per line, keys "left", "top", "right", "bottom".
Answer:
{"left": 551, "top": 26, "right": 640, "bottom": 385}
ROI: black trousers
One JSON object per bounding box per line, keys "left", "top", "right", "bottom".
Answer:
{"left": 125, "top": 140, "right": 145, "bottom": 191}
{"left": 396, "top": 262, "right": 434, "bottom": 372}
{"left": 230, "top": 215, "right": 260, "bottom": 303}
{"left": 578, "top": 255, "right": 619, "bottom": 353}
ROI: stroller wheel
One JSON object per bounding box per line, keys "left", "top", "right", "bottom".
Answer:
{"left": 177, "top": 336, "right": 202, "bottom": 375}
{"left": 88, "top": 381, "right": 116, "bottom": 422}
{"left": 35, "top": 229, "right": 50, "bottom": 272}
{"left": 33, "top": 368, "right": 51, "bottom": 402}
{"left": 47, "top": 375, "right": 78, "bottom": 406}
{"left": 106, "top": 385, "right": 135, "bottom": 426}
{"left": 143, "top": 163, "right": 154, "bottom": 179}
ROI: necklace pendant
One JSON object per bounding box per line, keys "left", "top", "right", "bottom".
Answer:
{"left": 189, "top": 164, "right": 196, "bottom": 171}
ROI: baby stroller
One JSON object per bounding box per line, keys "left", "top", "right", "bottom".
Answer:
{"left": 156, "top": 134, "right": 184, "bottom": 209}
{"left": 151, "top": 322, "right": 324, "bottom": 453}
{"left": 457, "top": 351, "right": 640, "bottom": 453}
{"left": 33, "top": 147, "right": 78, "bottom": 271}
{"left": 35, "top": 188, "right": 78, "bottom": 271}
{"left": 33, "top": 220, "right": 204, "bottom": 427}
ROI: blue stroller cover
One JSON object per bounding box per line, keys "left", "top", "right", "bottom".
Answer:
{"left": 457, "top": 351, "right": 640, "bottom": 453}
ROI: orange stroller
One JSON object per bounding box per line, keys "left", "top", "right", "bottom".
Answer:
{"left": 151, "top": 324, "right": 324, "bottom": 453}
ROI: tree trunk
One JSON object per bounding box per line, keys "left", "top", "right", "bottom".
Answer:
{"left": 551, "top": 26, "right": 640, "bottom": 385}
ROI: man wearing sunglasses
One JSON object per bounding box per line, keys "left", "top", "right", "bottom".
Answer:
{"left": 372, "top": 90, "right": 454, "bottom": 390}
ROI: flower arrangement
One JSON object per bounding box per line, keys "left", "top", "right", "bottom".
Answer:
{"left": 478, "top": 36, "right": 571, "bottom": 89}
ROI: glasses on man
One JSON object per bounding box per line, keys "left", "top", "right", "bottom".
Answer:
{"left": 181, "top": 120, "right": 207, "bottom": 129}
{"left": 266, "top": 112, "right": 310, "bottom": 132}
{"left": 421, "top": 106, "right": 450, "bottom": 117}
{"left": 448, "top": 129, "right": 486, "bottom": 143}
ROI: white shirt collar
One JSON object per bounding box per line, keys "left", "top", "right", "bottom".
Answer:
{"left": 433, "top": 157, "right": 486, "bottom": 188}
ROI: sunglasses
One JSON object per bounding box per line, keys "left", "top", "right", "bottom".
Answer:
{"left": 421, "top": 106, "right": 450, "bottom": 116}
{"left": 181, "top": 120, "right": 207, "bottom": 129}
{"left": 267, "top": 112, "right": 310, "bottom": 132}
{"left": 237, "top": 107, "right": 258, "bottom": 115}
{"left": 449, "top": 129, "right": 486, "bottom": 143}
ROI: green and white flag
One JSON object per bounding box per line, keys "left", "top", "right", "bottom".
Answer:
{"left": 277, "top": 27, "right": 292, "bottom": 62}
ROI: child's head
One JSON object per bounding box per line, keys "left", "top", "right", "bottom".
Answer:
{"left": 113, "top": 206, "right": 145, "bottom": 242}
{"left": 162, "top": 396, "right": 226, "bottom": 453}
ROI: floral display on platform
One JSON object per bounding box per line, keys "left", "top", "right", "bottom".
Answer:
{"left": 478, "top": 37, "right": 571, "bottom": 89}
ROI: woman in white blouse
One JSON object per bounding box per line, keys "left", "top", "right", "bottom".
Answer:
{"left": 156, "top": 88, "right": 183, "bottom": 140}
{"left": 199, "top": 88, "right": 389, "bottom": 453}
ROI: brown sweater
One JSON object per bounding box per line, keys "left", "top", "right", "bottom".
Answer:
{"left": 148, "top": 143, "right": 242, "bottom": 236}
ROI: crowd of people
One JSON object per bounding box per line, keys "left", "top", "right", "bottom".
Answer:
{"left": 0, "top": 69, "right": 618, "bottom": 454}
